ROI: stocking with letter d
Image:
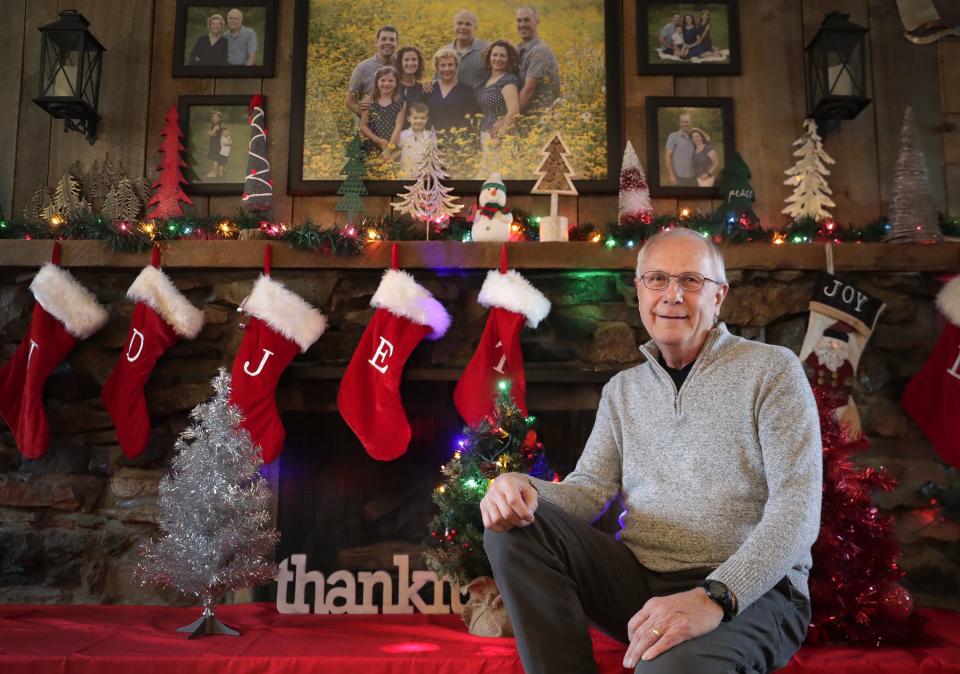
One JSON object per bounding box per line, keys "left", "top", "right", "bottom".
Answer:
{"left": 102, "top": 247, "right": 205, "bottom": 458}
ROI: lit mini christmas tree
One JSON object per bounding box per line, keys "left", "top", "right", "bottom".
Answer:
{"left": 136, "top": 368, "right": 279, "bottom": 638}
{"left": 886, "top": 107, "right": 942, "bottom": 242}
{"left": 146, "top": 106, "right": 194, "bottom": 219}
{"left": 392, "top": 136, "right": 462, "bottom": 238}
{"left": 618, "top": 140, "right": 653, "bottom": 225}
{"left": 426, "top": 381, "right": 553, "bottom": 586}
{"left": 334, "top": 134, "right": 368, "bottom": 224}
{"left": 242, "top": 94, "right": 273, "bottom": 215}
{"left": 782, "top": 119, "right": 836, "bottom": 222}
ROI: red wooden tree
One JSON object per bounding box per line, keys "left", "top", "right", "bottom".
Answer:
{"left": 146, "top": 106, "right": 193, "bottom": 219}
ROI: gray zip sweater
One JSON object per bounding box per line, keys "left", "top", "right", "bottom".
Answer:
{"left": 530, "top": 325, "right": 822, "bottom": 614}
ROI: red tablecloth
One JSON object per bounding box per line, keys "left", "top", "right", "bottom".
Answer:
{"left": 1, "top": 603, "right": 958, "bottom": 673}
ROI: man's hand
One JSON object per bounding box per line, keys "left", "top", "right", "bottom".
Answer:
{"left": 480, "top": 472, "right": 539, "bottom": 532}
{"left": 622, "top": 588, "right": 723, "bottom": 668}
{"left": 359, "top": 94, "right": 373, "bottom": 111}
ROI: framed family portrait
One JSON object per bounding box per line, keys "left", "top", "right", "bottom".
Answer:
{"left": 177, "top": 95, "right": 257, "bottom": 195}
{"left": 288, "top": 0, "right": 623, "bottom": 195}
{"left": 645, "top": 96, "right": 735, "bottom": 198}
{"left": 636, "top": 1, "right": 740, "bottom": 76}
{"left": 172, "top": 0, "right": 277, "bottom": 77}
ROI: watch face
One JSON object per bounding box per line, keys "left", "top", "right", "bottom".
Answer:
{"left": 705, "top": 580, "right": 727, "bottom": 598}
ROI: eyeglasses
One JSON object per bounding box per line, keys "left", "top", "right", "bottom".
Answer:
{"left": 638, "top": 271, "right": 721, "bottom": 293}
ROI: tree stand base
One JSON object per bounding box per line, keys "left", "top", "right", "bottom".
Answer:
{"left": 176, "top": 611, "right": 240, "bottom": 639}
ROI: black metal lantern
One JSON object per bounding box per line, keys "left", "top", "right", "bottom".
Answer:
{"left": 33, "top": 10, "right": 105, "bottom": 144}
{"left": 805, "top": 11, "right": 871, "bottom": 136}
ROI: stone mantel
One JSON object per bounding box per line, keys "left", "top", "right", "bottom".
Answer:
{"left": 0, "top": 240, "right": 957, "bottom": 271}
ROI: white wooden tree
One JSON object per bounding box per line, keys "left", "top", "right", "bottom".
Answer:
{"left": 392, "top": 137, "right": 462, "bottom": 238}
{"left": 781, "top": 119, "right": 836, "bottom": 221}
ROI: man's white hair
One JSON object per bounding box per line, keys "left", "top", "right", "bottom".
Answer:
{"left": 635, "top": 227, "right": 728, "bottom": 283}
{"left": 454, "top": 9, "right": 478, "bottom": 25}
{"left": 517, "top": 5, "right": 540, "bottom": 20}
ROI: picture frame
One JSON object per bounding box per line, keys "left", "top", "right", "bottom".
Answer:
{"left": 177, "top": 95, "right": 257, "bottom": 195}
{"left": 636, "top": 1, "right": 741, "bottom": 76}
{"left": 172, "top": 0, "right": 277, "bottom": 78}
{"left": 288, "top": 0, "right": 623, "bottom": 196}
{"left": 645, "top": 96, "right": 735, "bottom": 198}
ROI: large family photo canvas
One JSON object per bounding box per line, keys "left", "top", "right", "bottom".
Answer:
{"left": 289, "top": 0, "right": 623, "bottom": 195}
{"left": 636, "top": 0, "right": 740, "bottom": 76}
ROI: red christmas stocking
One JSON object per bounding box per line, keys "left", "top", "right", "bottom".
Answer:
{"left": 902, "top": 277, "right": 960, "bottom": 467}
{"left": 338, "top": 268, "right": 450, "bottom": 461}
{"left": 0, "top": 263, "right": 108, "bottom": 459}
{"left": 102, "top": 260, "right": 204, "bottom": 458}
{"left": 454, "top": 266, "right": 550, "bottom": 427}
{"left": 229, "top": 273, "right": 326, "bottom": 464}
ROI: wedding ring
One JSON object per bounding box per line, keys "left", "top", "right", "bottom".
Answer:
{"left": 650, "top": 627, "right": 662, "bottom": 638}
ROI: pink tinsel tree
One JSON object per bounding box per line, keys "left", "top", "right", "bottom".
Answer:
{"left": 618, "top": 140, "right": 652, "bottom": 225}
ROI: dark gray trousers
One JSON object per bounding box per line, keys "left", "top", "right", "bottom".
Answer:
{"left": 484, "top": 501, "right": 810, "bottom": 674}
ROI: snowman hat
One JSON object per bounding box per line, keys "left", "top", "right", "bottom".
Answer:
{"left": 481, "top": 173, "right": 507, "bottom": 193}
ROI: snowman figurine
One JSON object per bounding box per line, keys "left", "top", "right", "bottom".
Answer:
{"left": 471, "top": 173, "right": 513, "bottom": 242}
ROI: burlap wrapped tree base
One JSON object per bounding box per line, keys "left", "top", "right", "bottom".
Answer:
{"left": 462, "top": 576, "right": 514, "bottom": 638}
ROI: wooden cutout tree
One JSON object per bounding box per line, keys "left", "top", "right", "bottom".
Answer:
{"left": 53, "top": 172, "right": 88, "bottom": 218}
{"left": 146, "top": 106, "right": 194, "bottom": 219}
{"left": 530, "top": 133, "right": 577, "bottom": 221}
{"left": 392, "top": 136, "right": 462, "bottom": 238}
{"left": 334, "top": 134, "right": 368, "bottom": 223}
{"left": 103, "top": 176, "right": 143, "bottom": 222}
{"left": 242, "top": 94, "right": 273, "bottom": 215}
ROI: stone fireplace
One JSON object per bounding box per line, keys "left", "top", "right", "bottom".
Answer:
{"left": 0, "top": 241, "right": 956, "bottom": 611}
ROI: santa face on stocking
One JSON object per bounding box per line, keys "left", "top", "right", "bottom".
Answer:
{"left": 805, "top": 324, "right": 856, "bottom": 410}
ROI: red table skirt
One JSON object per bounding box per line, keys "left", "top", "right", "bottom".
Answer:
{"left": 1, "top": 603, "right": 959, "bottom": 673}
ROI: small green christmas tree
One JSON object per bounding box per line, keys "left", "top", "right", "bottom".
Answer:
{"left": 426, "top": 381, "right": 553, "bottom": 585}
{"left": 716, "top": 152, "right": 758, "bottom": 227}
{"left": 334, "top": 134, "right": 368, "bottom": 223}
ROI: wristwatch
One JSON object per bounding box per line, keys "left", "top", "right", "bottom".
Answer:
{"left": 699, "top": 580, "right": 736, "bottom": 622}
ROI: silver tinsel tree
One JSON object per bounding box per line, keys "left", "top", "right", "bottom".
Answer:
{"left": 136, "top": 368, "right": 279, "bottom": 638}
{"left": 886, "top": 107, "right": 942, "bottom": 242}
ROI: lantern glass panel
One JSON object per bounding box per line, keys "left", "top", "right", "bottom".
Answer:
{"left": 41, "top": 34, "right": 83, "bottom": 99}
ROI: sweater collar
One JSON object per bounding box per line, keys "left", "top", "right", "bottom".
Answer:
{"left": 639, "top": 323, "right": 730, "bottom": 368}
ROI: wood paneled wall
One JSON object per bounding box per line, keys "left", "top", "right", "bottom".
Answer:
{"left": 0, "top": 0, "right": 954, "bottom": 229}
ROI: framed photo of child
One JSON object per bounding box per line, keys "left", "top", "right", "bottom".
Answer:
{"left": 636, "top": 1, "right": 741, "bottom": 76}
{"left": 172, "top": 0, "right": 278, "bottom": 78}
{"left": 288, "top": 0, "right": 624, "bottom": 195}
{"left": 177, "top": 95, "right": 256, "bottom": 195}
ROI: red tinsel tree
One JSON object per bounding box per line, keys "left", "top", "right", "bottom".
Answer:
{"left": 618, "top": 140, "right": 653, "bottom": 225}
{"left": 807, "top": 386, "right": 916, "bottom": 646}
{"left": 242, "top": 94, "right": 273, "bottom": 215}
{"left": 146, "top": 106, "right": 193, "bottom": 219}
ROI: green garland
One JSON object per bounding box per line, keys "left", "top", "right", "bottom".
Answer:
{"left": 1, "top": 208, "right": 955, "bottom": 253}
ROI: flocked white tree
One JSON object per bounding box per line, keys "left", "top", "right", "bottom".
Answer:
{"left": 618, "top": 140, "right": 653, "bottom": 225}
{"left": 392, "top": 137, "right": 462, "bottom": 238}
{"left": 782, "top": 119, "right": 836, "bottom": 221}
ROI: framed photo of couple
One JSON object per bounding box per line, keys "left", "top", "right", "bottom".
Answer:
{"left": 288, "top": 0, "right": 624, "bottom": 195}
{"left": 636, "top": 0, "right": 741, "bottom": 76}
{"left": 645, "top": 96, "right": 735, "bottom": 198}
{"left": 172, "top": 0, "right": 278, "bottom": 78}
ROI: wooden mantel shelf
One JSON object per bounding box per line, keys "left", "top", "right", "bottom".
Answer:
{"left": 0, "top": 240, "right": 957, "bottom": 272}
